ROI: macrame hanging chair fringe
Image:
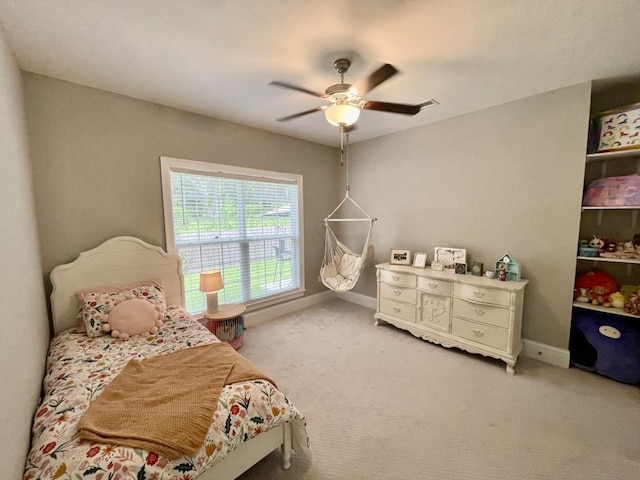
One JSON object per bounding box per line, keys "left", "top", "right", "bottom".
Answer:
{"left": 320, "top": 130, "right": 375, "bottom": 293}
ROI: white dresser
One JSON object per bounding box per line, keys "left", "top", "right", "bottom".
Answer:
{"left": 375, "top": 263, "right": 528, "bottom": 374}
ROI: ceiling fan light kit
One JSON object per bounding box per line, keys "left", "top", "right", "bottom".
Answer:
{"left": 325, "top": 99, "right": 363, "bottom": 126}
{"left": 270, "top": 57, "right": 437, "bottom": 128}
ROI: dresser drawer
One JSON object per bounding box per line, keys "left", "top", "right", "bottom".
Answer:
{"left": 419, "top": 293, "right": 450, "bottom": 332}
{"left": 451, "top": 317, "right": 508, "bottom": 351}
{"left": 417, "top": 277, "right": 451, "bottom": 296}
{"left": 379, "top": 269, "right": 417, "bottom": 288}
{"left": 454, "top": 283, "right": 511, "bottom": 307}
{"left": 380, "top": 283, "right": 417, "bottom": 304}
{"left": 379, "top": 298, "right": 416, "bottom": 322}
{"left": 452, "top": 298, "right": 510, "bottom": 329}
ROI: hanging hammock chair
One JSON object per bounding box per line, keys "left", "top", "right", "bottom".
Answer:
{"left": 320, "top": 192, "right": 375, "bottom": 292}
{"left": 320, "top": 128, "right": 376, "bottom": 292}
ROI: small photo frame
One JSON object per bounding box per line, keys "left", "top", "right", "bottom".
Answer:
{"left": 434, "top": 247, "right": 467, "bottom": 270}
{"left": 431, "top": 261, "right": 444, "bottom": 271}
{"left": 412, "top": 252, "right": 428, "bottom": 268}
{"left": 454, "top": 263, "right": 467, "bottom": 275}
{"left": 471, "top": 261, "right": 484, "bottom": 276}
{"left": 390, "top": 248, "right": 411, "bottom": 266}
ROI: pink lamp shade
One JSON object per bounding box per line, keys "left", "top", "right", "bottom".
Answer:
{"left": 199, "top": 271, "right": 224, "bottom": 317}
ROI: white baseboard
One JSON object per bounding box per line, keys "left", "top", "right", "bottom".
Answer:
{"left": 243, "top": 290, "right": 335, "bottom": 327}
{"left": 521, "top": 339, "right": 570, "bottom": 368}
{"left": 333, "top": 290, "right": 377, "bottom": 310}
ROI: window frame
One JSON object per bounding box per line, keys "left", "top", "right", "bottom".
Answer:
{"left": 160, "top": 156, "right": 305, "bottom": 313}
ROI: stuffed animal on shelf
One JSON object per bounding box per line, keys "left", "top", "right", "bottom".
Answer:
{"left": 609, "top": 292, "right": 626, "bottom": 309}
{"left": 575, "top": 270, "right": 618, "bottom": 306}
{"left": 625, "top": 292, "right": 640, "bottom": 315}
{"left": 620, "top": 284, "right": 640, "bottom": 299}
{"left": 589, "top": 236, "right": 605, "bottom": 250}
{"left": 575, "top": 288, "right": 591, "bottom": 303}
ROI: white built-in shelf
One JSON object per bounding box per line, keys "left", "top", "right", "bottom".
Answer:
{"left": 586, "top": 149, "right": 640, "bottom": 163}
{"left": 582, "top": 206, "right": 640, "bottom": 210}
{"left": 576, "top": 256, "right": 640, "bottom": 264}
{"left": 573, "top": 301, "right": 640, "bottom": 320}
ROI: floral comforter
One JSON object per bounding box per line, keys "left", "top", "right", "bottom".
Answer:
{"left": 24, "top": 306, "right": 309, "bottom": 480}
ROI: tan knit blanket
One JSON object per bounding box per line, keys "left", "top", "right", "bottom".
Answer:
{"left": 77, "top": 342, "right": 276, "bottom": 460}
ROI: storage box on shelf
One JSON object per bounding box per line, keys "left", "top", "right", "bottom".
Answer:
{"left": 375, "top": 263, "right": 528, "bottom": 375}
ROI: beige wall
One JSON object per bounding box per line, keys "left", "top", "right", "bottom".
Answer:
{"left": 23, "top": 73, "right": 341, "bottom": 297}
{"left": 347, "top": 84, "right": 591, "bottom": 349}
{"left": 0, "top": 24, "right": 49, "bottom": 479}
{"left": 23, "top": 71, "right": 591, "bottom": 352}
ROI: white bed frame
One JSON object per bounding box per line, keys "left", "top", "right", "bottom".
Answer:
{"left": 49, "top": 236, "right": 291, "bottom": 480}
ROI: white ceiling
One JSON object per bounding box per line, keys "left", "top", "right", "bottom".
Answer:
{"left": 1, "top": 0, "right": 640, "bottom": 147}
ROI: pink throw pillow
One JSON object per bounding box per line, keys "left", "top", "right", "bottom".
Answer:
{"left": 103, "top": 298, "right": 163, "bottom": 340}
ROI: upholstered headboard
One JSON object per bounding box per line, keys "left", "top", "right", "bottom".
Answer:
{"left": 50, "top": 236, "right": 185, "bottom": 336}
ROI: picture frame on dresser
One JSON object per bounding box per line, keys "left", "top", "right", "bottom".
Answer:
{"left": 412, "top": 252, "right": 428, "bottom": 268}
{"left": 390, "top": 249, "right": 411, "bottom": 265}
{"left": 433, "top": 247, "right": 466, "bottom": 270}
{"left": 471, "top": 261, "right": 484, "bottom": 276}
{"left": 454, "top": 263, "right": 467, "bottom": 274}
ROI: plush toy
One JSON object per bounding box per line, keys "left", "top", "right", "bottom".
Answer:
{"left": 575, "top": 270, "right": 618, "bottom": 306}
{"left": 620, "top": 284, "right": 640, "bottom": 299}
{"left": 102, "top": 298, "right": 163, "bottom": 340}
{"left": 575, "top": 288, "right": 591, "bottom": 303}
{"left": 609, "top": 292, "right": 626, "bottom": 309}
{"left": 624, "top": 292, "right": 640, "bottom": 316}
{"left": 602, "top": 239, "right": 618, "bottom": 253}
{"left": 589, "top": 236, "right": 604, "bottom": 250}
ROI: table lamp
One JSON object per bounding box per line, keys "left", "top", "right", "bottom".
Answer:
{"left": 199, "top": 270, "right": 223, "bottom": 318}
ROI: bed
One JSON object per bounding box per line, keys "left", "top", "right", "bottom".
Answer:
{"left": 23, "top": 236, "right": 309, "bottom": 480}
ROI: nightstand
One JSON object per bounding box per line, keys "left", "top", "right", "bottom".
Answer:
{"left": 198, "top": 304, "right": 246, "bottom": 350}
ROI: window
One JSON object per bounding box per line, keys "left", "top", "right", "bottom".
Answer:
{"left": 160, "top": 157, "right": 305, "bottom": 314}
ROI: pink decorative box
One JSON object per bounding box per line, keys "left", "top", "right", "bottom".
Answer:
{"left": 583, "top": 174, "right": 640, "bottom": 207}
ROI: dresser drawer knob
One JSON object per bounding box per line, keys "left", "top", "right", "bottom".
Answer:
{"left": 392, "top": 275, "right": 400, "bottom": 281}
{"left": 473, "top": 308, "right": 485, "bottom": 316}
{"left": 428, "top": 282, "right": 438, "bottom": 289}
{"left": 393, "top": 307, "right": 401, "bottom": 313}
{"left": 472, "top": 329, "right": 484, "bottom": 337}
{"left": 473, "top": 291, "right": 485, "bottom": 298}
{"left": 393, "top": 289, "right": 402, "bottom": 296}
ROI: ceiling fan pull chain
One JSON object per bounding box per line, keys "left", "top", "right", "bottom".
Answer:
{"left": 345, "top": 132, "right": 350, "bottom": 196}
{"left": 340, "top": 125, "right": 344, "bottom": 167}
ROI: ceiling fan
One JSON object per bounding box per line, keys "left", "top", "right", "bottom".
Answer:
{"left": 269, "top": 58, "right": 438, "bottom": 127}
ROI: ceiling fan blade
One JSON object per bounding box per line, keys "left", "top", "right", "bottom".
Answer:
{"left": 269, "top": 81, "right": 325, "bottom": 98}
{"left": 350, "top": 63, "right": 399, "bottom": 96}
{"left": 363, "top": 101, "right": 421, "bottom": 115}
{"left": 276, "top": 107, "right": 324, "bottom": 122}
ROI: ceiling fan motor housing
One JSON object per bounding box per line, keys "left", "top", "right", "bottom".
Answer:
{"left": 333, "top": 58, "right": 351, "bottom": 74}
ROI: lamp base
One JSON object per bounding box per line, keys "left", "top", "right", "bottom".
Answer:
{"left": 204, "top": 291, "right": 219, "bottom": 318}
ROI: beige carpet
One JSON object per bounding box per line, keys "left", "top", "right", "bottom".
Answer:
{"left": 237, "top": 299, "right": 640, "bottom": 480}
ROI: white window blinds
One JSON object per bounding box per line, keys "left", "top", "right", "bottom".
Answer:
{"left": 161, "top": 157, "right": 304, "bottom": 314}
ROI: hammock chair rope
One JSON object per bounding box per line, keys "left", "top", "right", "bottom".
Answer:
{"left": 320, "top": 129, "right": 376, "bottom": 292}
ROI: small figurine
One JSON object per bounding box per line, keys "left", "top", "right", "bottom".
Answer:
{"left": 498, "top": 265, "right": 506, "bottom": 281}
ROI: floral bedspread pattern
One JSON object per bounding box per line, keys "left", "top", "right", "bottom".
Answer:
{"left": 24, "top": 306, "right": 308, "bottom": 480}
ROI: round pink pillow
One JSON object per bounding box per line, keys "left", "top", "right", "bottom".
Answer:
{"left": 102, "top": 298, "right": 163, "bottom": 340}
